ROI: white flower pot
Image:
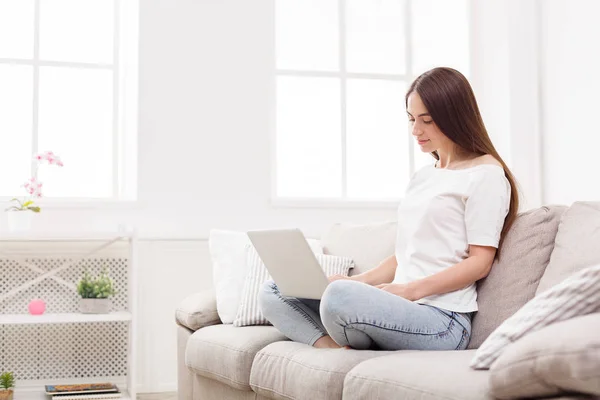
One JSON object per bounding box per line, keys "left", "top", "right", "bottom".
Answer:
{"left": 79, "top": 298, "right": 112, "bottom": 314}
{"left": 6, "top": 211, "right": 34, "bottom": 232}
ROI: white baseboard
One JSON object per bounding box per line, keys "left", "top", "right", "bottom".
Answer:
{"left": 137, "top": 382, "right": 177, "bottom": 394}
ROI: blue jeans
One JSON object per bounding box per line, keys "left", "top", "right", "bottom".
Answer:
{"left": 258, "top": 279, "right": 472, "bottom": 350}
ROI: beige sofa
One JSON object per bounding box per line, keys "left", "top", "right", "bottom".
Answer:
{"left": 175, "top": 202, "right": 600, "bottom": 400}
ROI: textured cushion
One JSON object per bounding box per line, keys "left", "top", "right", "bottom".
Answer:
{"left": 321, "top": 221, "right": 397, "bottom": 275}
{"left": 234, "top": 247, "right": 354, "bottom": 327}
{"left": 490, "top": 313, "right": 600, "bottom": 399}
{"left": 250, "top": 341, "right": 392, "bottom": 400}
{"left": 209, "top": 230, "right": 323, "bottom": 323}
{"left": 469, "top": 205, "right": 567, "bottom": 349}
{"left": 471, "top": 264, "right": 600, "bottom": 370}
{"left": 209, "top": 230, "right": 253, "bottom": 323}
{"left": 343, "top": 350, "right": 491, "bottom": 400}
{"left": 537, "top": 201, "right": 600, "bottom": 294}
{"left": 175, "top": 289, "right": 221, "bottom": 331}
{"left": 185, "top": 324, "right": 287, "bottom": 390}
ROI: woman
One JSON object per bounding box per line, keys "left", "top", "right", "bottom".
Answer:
{"left": 259, "top": 67, "right": 519, "bottom": 351}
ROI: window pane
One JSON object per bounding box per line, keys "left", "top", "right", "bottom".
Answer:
{"left": 277, "top": 76, "right": 341, "bottom": 197}
{"left": 0, "top": 65, "right": 33, "bottom": 196}
{"left": 411, "top": 0, "right": 469, "bottom": 76}
{"left": 37, "top": 66, "right": 113, "bottom": 197}
{"left": 40, "top": 0, "right": 114, "bottom": 64}
{"left": 346, "top": 79, "right": 407, "bottom": 199}
{"left": 276, "top": 0, "right": 338, "bottom": 71}
{"left": 346, "top": 0, "right": 406, "bottom": 74}
{"left": 0, "top": 0, "right": 34, "bottom": 59}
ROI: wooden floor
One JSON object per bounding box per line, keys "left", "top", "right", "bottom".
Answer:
{"left": 138, "top": 392, "right": 177, "bottom": 400}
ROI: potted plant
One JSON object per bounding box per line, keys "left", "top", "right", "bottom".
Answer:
{"left": 0, "top": 372, "right": 14, "bottom": 400}
{"left": 4, "top": 151, "right": 63, "bottom": 232}
{"left": 77, "top": 268, "right": 116, "bottom": 314}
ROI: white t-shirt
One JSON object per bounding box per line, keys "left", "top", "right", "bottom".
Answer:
{"left": 393, "top": 163, "right": 511, "bottom": 313}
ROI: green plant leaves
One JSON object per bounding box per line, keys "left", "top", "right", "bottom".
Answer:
{"left": 0, "top": 372, "right": 14, "bottom": 390}
{"left": 4, "top": 198, "right": 41, "bottom": 212}
{"left": 76, "top": 268, "right": 116, "bottom": 299}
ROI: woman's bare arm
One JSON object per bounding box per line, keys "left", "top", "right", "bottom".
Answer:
{"left": 381, "top": 245, "right": 495, "bottom": 301}
{"left": 348, "top": 254, "right": 397, "bottom": 286}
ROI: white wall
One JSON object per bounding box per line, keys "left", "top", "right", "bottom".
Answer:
{"left": 470, "top": 0, "right": 543, "bottom": 212}
{"left": 539, "top": 0, "right": 600, "bottom": 205}
{"left": 135, "top": 239, "right": 211, "bottom": 393}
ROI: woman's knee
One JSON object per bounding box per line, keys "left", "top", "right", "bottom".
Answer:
{"left": 258, "top": 280, "right": 280, "bottom": 314}
{"left": 320, "top": 280, "right": 359, "bottom": 320}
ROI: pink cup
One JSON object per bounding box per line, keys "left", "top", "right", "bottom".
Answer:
{"left": 28, "top": 299, "right": 46, "bottom": 315}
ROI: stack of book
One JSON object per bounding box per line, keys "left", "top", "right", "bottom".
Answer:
{"left": 45, "top": 383, "right": 121, "bottom": 400}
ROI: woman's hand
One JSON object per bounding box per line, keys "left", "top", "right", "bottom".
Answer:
{"left": 376, "top": 283, "right": 418, "bottom": 301}
{"left": 328, "top": 274, "right": 350, "bottom": 283}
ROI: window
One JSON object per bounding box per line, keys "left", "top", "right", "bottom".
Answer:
{"left": 274, "top": 0, "right": 469, "bottom": 202}
{"left": 0, "top": 0, "right": 138, "bottom": 200}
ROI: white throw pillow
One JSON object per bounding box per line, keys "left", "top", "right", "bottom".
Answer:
{"left": 209, "top": 230, "right": 323, "bottom": 324}
{"left": 233, "top": 245, "right": 354, "bottom": 327}
{"left": 470, "top": 264, "right": 600, "bottom": 370}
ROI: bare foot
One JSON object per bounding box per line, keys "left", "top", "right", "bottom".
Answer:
{"left": 313, "top": 335, "right": 342, "bottom": 349}
{"left": 342, "top": 345, "right": 352, "bottom": 350}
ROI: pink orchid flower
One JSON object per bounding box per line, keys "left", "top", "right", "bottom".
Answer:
{"left": 32, "top": 150, "right": 64, "bottom": 167}
{"left": 23, "top": 177, "right": 43, "bottom": 198}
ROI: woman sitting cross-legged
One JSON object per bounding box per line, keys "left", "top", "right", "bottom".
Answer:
{"left": 259, "top": 67, "right": 519, "bottom": 351}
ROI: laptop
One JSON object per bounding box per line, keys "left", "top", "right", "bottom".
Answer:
{"left": 247, "top": 229, "right": 329, "bottom": 300}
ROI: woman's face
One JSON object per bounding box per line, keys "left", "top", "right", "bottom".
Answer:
{"left": 406, "top": 92, "right": 452, "bottom": 154}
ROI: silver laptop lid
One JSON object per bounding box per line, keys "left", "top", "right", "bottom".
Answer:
{"left": 247, "top": 229, "right": 329, "bottom": 300}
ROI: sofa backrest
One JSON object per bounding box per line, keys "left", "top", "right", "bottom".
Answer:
{"left": 321, "top": 221, "right": 397, "bottom": 276}
{"left": 536, "top": 201, "right": 600, "bottom": 295}
{"left": 468, "top": 205, "right": 567, "bottom": 348}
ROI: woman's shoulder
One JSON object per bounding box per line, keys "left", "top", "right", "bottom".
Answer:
{"left": 466, "top": 156, "right": 511, "bottom": 194}
{"left": 470, "top": 154, "right": 502, "bottom": 168}
{"left": 464, "top": 155, "right": 505, "bottom": 179}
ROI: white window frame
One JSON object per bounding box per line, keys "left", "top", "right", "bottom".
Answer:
{"left": 0, "top": 0, "right": 139, "bottom": 209}
{"left": 271, "top": 0, "right": 471, "bottom": 209}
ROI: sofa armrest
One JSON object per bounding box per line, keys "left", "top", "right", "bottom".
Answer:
{"left": 175, "top": 289, "right": 221, "bottom": 331}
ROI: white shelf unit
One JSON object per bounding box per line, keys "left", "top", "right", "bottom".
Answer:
{"left": 0, "top": 232, "right": 138, "bottom": 400}
{"left": 0, "top": 311, "right": 132, "bottom": 325}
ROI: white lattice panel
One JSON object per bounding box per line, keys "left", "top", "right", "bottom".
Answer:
{"left": 1, "top": 322, "right": 128, "bottom": 380}
{"left": 0, "top": 258, "right": 128, "bottom": 314}
{"left": 0, "top": 240, "right": 132, "bottom": 383}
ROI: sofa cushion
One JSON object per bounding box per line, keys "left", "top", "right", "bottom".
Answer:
{"left": 250, "top": 342, "right": 393, "bottom": 400}
{"left": 343, "top": 350, "right": 491, "bottom": 400}
{"left": 321, "top": 221, "right": 397, "bottom": 275}
{"left": 176, "top": 289, "right": 221, "bottom": 331}
{"left": 185, "top": 324, "right": 287, "bottom": 390}
{"left": 537, "top": 201, "right": 600, "bottom": 294}
{"left": 468, "top": 205, "right": 567, "bottom": 349}
{"left": 489, "top": 313, "right": 600, "bottom": 399}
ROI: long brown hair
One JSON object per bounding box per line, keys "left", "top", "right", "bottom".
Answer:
{"left": 406, "top": 67, "right": 519, "bottom": 259}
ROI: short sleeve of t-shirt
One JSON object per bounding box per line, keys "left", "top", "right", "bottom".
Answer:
{"left": 464, "top": 169, "right": 511, "bottom": 248}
